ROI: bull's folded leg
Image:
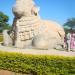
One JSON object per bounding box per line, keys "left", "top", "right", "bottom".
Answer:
{"left": 3, "top": 30, "right": 13, "bottom": 46}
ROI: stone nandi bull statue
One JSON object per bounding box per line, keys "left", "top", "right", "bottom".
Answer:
{"left": 3, "top": 0, "right": 65, "bottom": 49}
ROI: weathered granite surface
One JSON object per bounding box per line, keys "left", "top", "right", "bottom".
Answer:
{"left": 3, "top": 0, "right": 65, "bottom": 49}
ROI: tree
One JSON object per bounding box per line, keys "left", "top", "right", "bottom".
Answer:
{"left": 0, "top": 11, "right": 11, "bottom": 33}
{"left": 63, "top": 18, "right": 75, "bottom": 33}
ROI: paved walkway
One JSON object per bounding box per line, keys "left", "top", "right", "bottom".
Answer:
{"left": 0, "top": 44, "right": 75, "bottom": 57}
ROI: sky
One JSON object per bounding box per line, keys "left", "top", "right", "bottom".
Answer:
{"left": 0, "top": 0, "right": 75, "bottom": 25}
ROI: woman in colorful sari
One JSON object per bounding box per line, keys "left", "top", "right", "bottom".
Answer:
{"left": 70, "top": 32, "right": 75, "bottom": 50}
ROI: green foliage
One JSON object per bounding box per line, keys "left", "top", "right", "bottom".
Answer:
{"left": 0, "top": 12, "right": 9, "bottom": 22}
{"left": 63, "top": 18, "right": 75, "bottom": 33}
{"left": 0, "top": 11, "right": 11, "bottom": 33}
{"left": 0, "top": 35, "right": 3, "bottom": 42}
{"left": 0, "top": 51, "right": 75, "bottom": 75}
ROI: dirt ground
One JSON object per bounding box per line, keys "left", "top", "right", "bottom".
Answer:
{"left": 0, "top": 70, "right": 31, "bottom": 75}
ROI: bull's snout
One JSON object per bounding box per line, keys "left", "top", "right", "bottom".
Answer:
{"left": 12, "top": 5, "right": 24, "bottom": 18}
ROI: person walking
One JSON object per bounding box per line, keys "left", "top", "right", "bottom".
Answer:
{"left": 66, "top": 32, "right": 71, "bottom": 51}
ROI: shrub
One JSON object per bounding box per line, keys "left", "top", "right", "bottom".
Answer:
{"left": 0, "top": 35, "right": 3, "bottom": 42}
{"left": 0, "top": 51, "right": 75, "bottom": 75}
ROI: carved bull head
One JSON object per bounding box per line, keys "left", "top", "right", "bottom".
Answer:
{"left": 12, "top": 0, "right": 35, "bottom": 18}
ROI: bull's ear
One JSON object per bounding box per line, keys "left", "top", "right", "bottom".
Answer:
{"left": 37, "top": 7, "right": 40, "bottom": 12}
